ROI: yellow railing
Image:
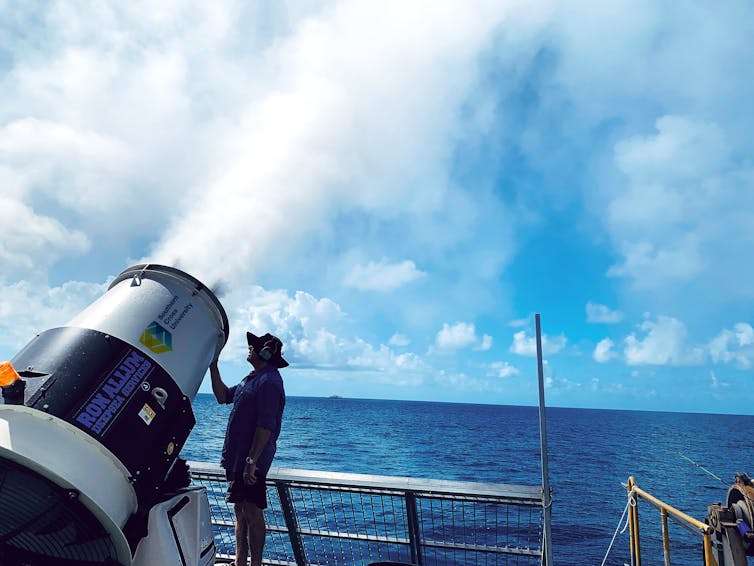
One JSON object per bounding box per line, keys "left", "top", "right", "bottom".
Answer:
{"left": 626, "top": 476, "right": 717, "bottom": 566}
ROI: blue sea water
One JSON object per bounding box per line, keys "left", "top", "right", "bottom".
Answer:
{"left": 183, "top": 394, "right": 754, "bottom": 565}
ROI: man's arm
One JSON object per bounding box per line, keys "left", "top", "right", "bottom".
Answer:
{"left": 209, "top": 360, "right": 230, "bottom": 404}
{"left": 243, "top": 427, "right": 272, "bottom": 485}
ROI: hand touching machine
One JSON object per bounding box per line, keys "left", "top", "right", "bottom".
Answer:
{"left": 0, "top": 264, "right": 228, "bottom": 566}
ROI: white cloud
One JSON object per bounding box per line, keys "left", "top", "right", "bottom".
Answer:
{"left": 607, "top": 237, "right": 704, "bottom": 287}
{"left": 593, "top": 338, "right": 616, "bottom": 363}
{"left": 475, "top": 334, "right": 493, "bottom": 351}
{"left": 710, "top": 370, "right": 729, "bottom": 389}
{"left": 228, "top": 284, "right": 430, "bottom": 377}
{"left": 343, "top": 259, "right": 426, "bottom": 291}
{"left": 738, "top": 324, "right": 754, "bottom": 346}
{"left": 0, "top": 198, "right": 90, "bottom": 275}
{"left": 708, "top": 323, "right": 754, "bottom": 368}
{"left": 624, "top": 315, "right": 704, "bottom": 366}
{"left": 435, "top": 370, "right": 495, "bottom": 393}
{"left": 0, "top": 278, "right": 109, "bottom": 352}
{"left": 345, "top": 340, "right": 426, "bottom": 372}
{"left": 508, "top": 317, "right": 530, "bottom": 328}
{"left": 586, "top": 302, "right": 623, "bottom": 324}
{"left": 489, "top": 361, "right": 519, "bottom": 378}
{"left": 388, "top": 333, "right": 410, "bottom": 347}
{"left": 510, "top": 330, "right": 566, "bottom": 357}
{"left": 603, "top": 115, "right": 754, "bottom": 294}
{"left": 433, "top": 322, "right": 476, "bottom": 352}
{"left": 432, "top": 322, "right": 490, "bottom": 352}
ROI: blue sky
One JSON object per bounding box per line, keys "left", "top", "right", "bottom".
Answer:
{"left": 1, "top": 1, "right": 753, "bottom": 414}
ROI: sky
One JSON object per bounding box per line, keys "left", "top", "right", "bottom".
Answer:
{"left": 1, "top": 0, "right": 753, "bottom": 414}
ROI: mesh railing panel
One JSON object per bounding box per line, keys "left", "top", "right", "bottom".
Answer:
{"left": 416, "top": 498, "right": 543, "bottom": 565}
{"left": 189, "top": 463, "right": 544, "bottom": 566}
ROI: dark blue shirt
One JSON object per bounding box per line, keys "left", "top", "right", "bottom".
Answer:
{"left": 220, "top": 366, "right": 285, "bottom": 479}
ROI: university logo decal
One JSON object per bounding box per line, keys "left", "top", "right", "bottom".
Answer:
{"left": 139, "top": 321, "right": 173, "bottom": 354}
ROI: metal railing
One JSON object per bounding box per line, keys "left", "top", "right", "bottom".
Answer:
{"left": 625, "top": 476, "right": 716, "bottom": 566}
{"left": 189, "top": 461, "right": 545, "bottom": 565}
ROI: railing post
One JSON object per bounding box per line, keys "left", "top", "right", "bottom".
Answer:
{"left": 661, "top": 508, "right": 671, "bottom": 566}
{"left": 405, "top": 492, "right": 423, "bottom": 566}
{"left": 703, "top": 534, "right": 714, "bottom": 566}
{"left": 535, "top": 314, "right": 553, "bottom": 566}
{"left": 627, "top": 477, "right": 640, "bottom": 566}
{"left": 276, "top": 483, "right": 307, "bottom": 566}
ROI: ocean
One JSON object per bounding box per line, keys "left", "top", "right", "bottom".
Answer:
{"left": 183, "top": 394, "right": 754, "bottom": 565}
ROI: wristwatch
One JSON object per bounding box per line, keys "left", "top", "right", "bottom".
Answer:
{"left": 245, "top": 456, "right": 255, "bottom": 465}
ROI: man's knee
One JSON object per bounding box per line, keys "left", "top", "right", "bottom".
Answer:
{"left": 234, "top": 503, "right": 247, "bottom": 522}
{"left": 237, "top": 501, "right": 264, "bottom": 525}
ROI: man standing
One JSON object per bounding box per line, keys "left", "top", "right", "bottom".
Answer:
{"left": 210, "top": 331, "right": 287, "bottom": 566}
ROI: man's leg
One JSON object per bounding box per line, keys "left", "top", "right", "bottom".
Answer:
{"left": 239, "top": 502, "right": 266, "bottom": 566}
{"left": 233, "top": 503, "right": 249, "bottom": 566}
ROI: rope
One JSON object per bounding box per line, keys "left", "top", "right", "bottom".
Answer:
{"left": 600, "top": 493, "right": 633, "bottom": 566}
{"left": 678, "top": 452, "right": 728, "bottom": 486}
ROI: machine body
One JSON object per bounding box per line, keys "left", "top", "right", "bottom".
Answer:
{"left": 0, "top": 264, "right": 227, "bottom": 565}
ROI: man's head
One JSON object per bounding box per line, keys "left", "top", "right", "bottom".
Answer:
{"left": 246, "top": 332, "right": 289, "bottom": 369}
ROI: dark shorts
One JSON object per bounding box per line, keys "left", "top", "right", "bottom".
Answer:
{"left": 226, "top": 473, "right": 268, "bottom": 509}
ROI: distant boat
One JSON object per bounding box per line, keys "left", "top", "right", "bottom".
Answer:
{"left": 327, "top": 394, "right": 343, "bottom": 399}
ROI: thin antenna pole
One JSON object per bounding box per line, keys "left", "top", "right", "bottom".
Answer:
{"left": 535, "top": 313, "right": 553, "bottom": 566}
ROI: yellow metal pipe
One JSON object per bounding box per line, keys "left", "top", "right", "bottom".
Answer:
{"left": 627, "top": 478, "right": 637, "bottom": 566}
{"left": 628, "top": 478, "right": 720, "bottom": 566}
{"left": 703, "top": 535, "right": 718, "bottom": 566}
{"left": 661, "top": 508, "right": 671, "bottom": 566}
{"left": 627, "top": 504, "right": 637, "bottom": 566}
{"left": 631, "top": 485, "right": 712, "bottom": 535}
{"left": 627, "top": 477, "right": 641, "bottom": 566}
{"left": 633, "top": 493, "right": 642, "bottom": 566}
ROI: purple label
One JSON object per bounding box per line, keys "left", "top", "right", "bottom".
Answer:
{"left": 74, "top": 349, "right": 153, "bottom": 435}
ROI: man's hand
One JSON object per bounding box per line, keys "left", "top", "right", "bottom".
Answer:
{"left": 243, "top": 460, "right": 257, "bottom": 485}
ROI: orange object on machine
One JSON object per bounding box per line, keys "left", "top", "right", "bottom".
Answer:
{"left": 0, "top": 361, "right": 21, "bottom": 387}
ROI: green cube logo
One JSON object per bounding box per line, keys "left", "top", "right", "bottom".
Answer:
{"left": 140, "top": 321, "right": 173, "bottom": 354}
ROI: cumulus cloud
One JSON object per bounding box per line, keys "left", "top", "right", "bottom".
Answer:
{"left": 624, "top": 315, "right": 704, "bottom": 366}
{"left": 435, "top": 370, "right": 499, "bottom": 393}
{"left": 343, "top": 259, "right": 426, "bottom": 291}
{"left": 0, "top": 278, "right": 109, "bottom": 351}
{"left": 475, "top": 334, "right": 493, "bottom": 351}
{"left": 345, "top": 340, "right": 426, "bottom": 372}
{"left": 433, "top": 322, "right": 475, "bottom": 352}
{"left": 510, "top": 330, "right": 566, "bottom": 357}
{"left": 593, "top": 338, "right": 616, "bottom": 363}
{"left": 489, "top": 361, "right": 519, "bottom": 378}
{"left": 0, "top": 198, "right": 90, "bottom": 274}
{"left": 586, "top": 302, "right": 623, "bottom": 324}
{"left": 432, "top": 322, "right": 490, "bottom": 352}
{"left": 388, "top": 333, "right": 410, "bottom": 347}
{"left": 604, "top": 115, "right": 754, "bottom": 294}
{"left": 708, "top": 323, "right": 754, "bottom": 368}
{"left": 225, "top": 284, "right": 430, "bottom": 378}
